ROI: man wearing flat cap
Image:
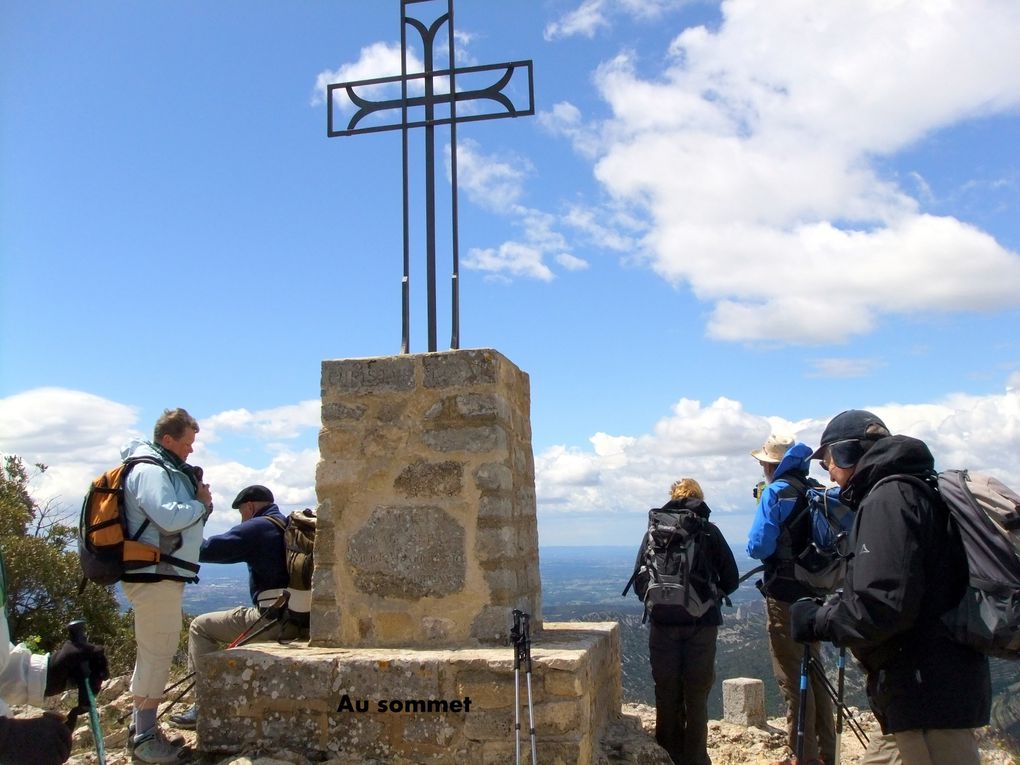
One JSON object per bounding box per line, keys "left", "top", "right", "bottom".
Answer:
{"left": 791, "top": 410, "right": 990, "bottom": 765}
{"left": 168, "top": 485, "right": 308, "bottom": 730}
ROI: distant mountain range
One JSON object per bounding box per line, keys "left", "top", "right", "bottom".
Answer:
{"left": 176, "top": 545, "right": 1020, "bottom": 744}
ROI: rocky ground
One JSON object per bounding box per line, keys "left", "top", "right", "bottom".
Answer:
{"left": 19, "top": 675, "right": 1017, "bottom": 765}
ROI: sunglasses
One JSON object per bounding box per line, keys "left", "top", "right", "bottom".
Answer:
{"left": 819, "top": 438, "right": 865, "bottom": 470}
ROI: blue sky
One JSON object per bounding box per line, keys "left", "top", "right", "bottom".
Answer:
{"left": 2, "top": 0, "right": 1019, "bottom": 548}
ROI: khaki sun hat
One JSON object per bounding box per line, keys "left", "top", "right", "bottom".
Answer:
{"left": 751, "top": 433, "right": 795, "bottom": 464}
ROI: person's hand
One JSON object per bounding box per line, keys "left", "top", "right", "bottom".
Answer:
{"left": 0, "top": 713, "right": 73, "bottom": 765}
{"left": 45, "top": 639, "right": 109, "bottom": 696}
{"left": 790, "top": 597, "right": 822, "bottom": 643}
{"left": 197, "top": 482, "right": 213, "bottom": 511}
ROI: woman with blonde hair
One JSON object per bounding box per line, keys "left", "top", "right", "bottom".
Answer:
{"left": 628, "top": 477, "right": 739, "bottom": 765}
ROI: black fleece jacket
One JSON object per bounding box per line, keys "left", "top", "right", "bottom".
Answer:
{"left": 814, "top": 435, "right": 990, "bottom": 733}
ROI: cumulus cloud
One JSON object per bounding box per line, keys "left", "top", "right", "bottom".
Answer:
{"left": 534, "top": 382, "right": 1020, "bottom": 538}
{"left": 312, "top": 42, "right": 426, "bottom": 125}
{"left": 564, "top": 0, "right": 1020, "bottom": 343}
{"left": 4, "top": 380, "right": 1019, "bottom": 544}
{"left": 454, "top": 139, "right": 531, "bottom": 212}
{"left": 0, "top": 389, "right": 320, "bottom": 533}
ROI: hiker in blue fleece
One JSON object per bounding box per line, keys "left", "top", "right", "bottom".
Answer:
{"left": 169, "top": 484, "right": 306, "bottom": 731}
{"left": 747, "top": 433, "right": 835, "bottom": 765}
{"left": 121, "top": 407, "right": 212, "bottom": 763}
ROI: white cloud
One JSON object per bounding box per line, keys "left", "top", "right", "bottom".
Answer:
{"left": 203, "top": 401, "right": 321, "bottom": 442}
{"left": 0, "top": 390, "right": 320, "bottom": 531}
{"left": 533, "top": 381, "right": 1020, "bottom": 535}
{"left": 312, "top": 42, "right": 425, "bottom": 113}
{"left": 564, "top": 0, "right": 1020, "bottom": 343}
{"left": 4, "top": 380, "right": 1019, "bottom": 547}
{"left": 463, "top": 242, "right": 555, "bottom": 282}
{"left": 454, "top": 139, "right": 531, "bottom": 211}
{"left": 544, "top": 0, "right": 609, "bottom": 41}
{"left": 556, "top": 253, "right": 590, "bottom": 271}
{"left": 807, "top": 357, "right": 884, "bottom": 379}
{"left": 545, "top": 0, "right": 692, "bottom": 41}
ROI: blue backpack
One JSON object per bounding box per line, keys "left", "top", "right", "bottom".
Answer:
{"left": 782, "top": 476, "right": 856, "bottom": 597}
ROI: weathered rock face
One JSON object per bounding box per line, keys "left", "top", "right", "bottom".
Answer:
{"left": 314, "top": 349, "right": 542, "bottom": 649}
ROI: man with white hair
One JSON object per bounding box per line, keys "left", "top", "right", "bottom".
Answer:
{"left": 747, "top": 433, "right": 835, "bottom": 765}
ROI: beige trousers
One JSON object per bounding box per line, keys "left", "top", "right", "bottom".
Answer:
{"left": 860, "top": 729, "right": 980, "bottom": 765}
{"left": 122, "top": 580, "right": 185, "bottom": 701}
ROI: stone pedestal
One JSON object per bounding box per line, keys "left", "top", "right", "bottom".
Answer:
{"left": 722, "top": 677, "right": 766, "bottom": 728}
{"left": 196, "top": 622, "right": 621, "bottom": 765}
{"left": 194, "top": 350, "right": 621, "bottom": 764}
{"left": 315, "top": 349, "right": 541, "bottom": 647}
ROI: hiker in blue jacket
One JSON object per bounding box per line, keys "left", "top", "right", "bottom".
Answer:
{"left": 169, "top": 484, "right": 307, "bottom": 731}
{"left": 121, "top": 407, "right": 212, "bottom": 763}
{"left": 747, "top": 433, "right": 835, "bottom": 765}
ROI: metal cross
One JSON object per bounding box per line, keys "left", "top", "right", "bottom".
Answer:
{"left": 327, "top": 0, "right": 534, "bottom": 353}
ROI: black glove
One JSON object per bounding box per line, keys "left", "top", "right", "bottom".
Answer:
{"left": 45, "top": 639, "right": 109, "bottom": 696}
{"left": 0, "top": 713, "right": 73, "bottom": 765}
{"left": 790, "top": 597, "right": 822, "bottom": 643}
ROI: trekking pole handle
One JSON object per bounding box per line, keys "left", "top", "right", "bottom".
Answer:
{"left": 66, "top": 620, "right": 92, "bottom": 709}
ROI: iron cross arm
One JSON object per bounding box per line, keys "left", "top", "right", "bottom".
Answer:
{"left": 327, "top": 60, "right": 534, "bottom": 137}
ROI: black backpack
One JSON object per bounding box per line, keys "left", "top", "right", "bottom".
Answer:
{"left": 623, "top": 506, "right": 724, "bottom": 624}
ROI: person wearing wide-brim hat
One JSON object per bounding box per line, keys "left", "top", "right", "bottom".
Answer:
{"left": 747, "top": 432, "right": 836, "bottom": 765}
{"left": 791, "top": 410, "right": 990, "bottom": 765}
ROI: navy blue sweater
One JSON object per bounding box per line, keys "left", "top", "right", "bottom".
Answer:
{"left": 199, "top": 504, "right": 288, "bottom": 606}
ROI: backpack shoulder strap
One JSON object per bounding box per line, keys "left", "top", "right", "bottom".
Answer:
{"left": 264, "top": 515, "right": 287, "bottom": 532}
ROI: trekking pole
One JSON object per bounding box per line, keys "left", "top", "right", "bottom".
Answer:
{"left": 808, "top": 658, "right": 869, "bottom": 748}
{"left": 795, "top": 641, "right": 810, "bottom": 764}
{"left": 833, "top": 647, "right": 846, "bottom": 765}
{"left": 66, "top": 620, "right": 107, "bottom": 765}
{"left": 511, "top": 610, "right": 523, "bottom": 765}
{"left": 522, "top": 612, "right": 538, "bottom": 765}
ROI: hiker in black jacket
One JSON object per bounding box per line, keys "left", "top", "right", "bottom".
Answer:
{"left": 630, "top": 478, "right": 739, "bottom": 765}
{"left": 791, "top": 410, "right": 991, "bottom": 765}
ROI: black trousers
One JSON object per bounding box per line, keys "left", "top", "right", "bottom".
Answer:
{"left": 649, "top": 621, "right": 718, "bottom": 765}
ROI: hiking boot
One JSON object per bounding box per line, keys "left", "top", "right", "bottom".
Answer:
{"left": 128, "top": 724, "right": 185, "bottom": 753}
{"left": 132, "top": 726, "right": 188, "bottom": 763}
{"left": 168, "top": 704, "right": 198, "bottom": 730}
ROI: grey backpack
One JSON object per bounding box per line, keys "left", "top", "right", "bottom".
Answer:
{"left": 877, "top": 469, "right": 1020, "bottom": 660}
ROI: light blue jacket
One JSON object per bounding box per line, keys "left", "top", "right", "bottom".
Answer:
{"left": 746, "top": 442, "right": 814, "bottom": 561}
{"left": 120, "top": 439, "right": 206, "bottom": 581}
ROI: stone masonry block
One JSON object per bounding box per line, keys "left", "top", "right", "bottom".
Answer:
{"left": 421, "top": 349, "right": 500, "bottom": 388}
{"left": 473, "top": 462, "right": 513, "bottom": 492}
{"left": 423, "top": 425, "right": 507, "bottom": 454}
{"left": 394, "top": 459, "right": 464, "bottom": 498}
{"left": 348, "top": 506, "right": 465, "bottom": 599}
{"left": 722, "top": 677, "right": 766, "bottom": 728}
{"left": 322, "top": 356, "right": 416, "bottom": 394}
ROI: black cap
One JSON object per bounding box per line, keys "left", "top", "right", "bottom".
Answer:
{"left": 231, "top": 485, "right": 274, "bottom": 509}
{"left": 810, "top": 409, "right": 890, "bottom": 461}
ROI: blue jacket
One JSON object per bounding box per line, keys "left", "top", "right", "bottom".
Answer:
{"left": 746, "top": 442, "right": 814, "bottom": 560}
{"left": 745, "top": 442, "right": 819, "bottom": 602}
{"left": 120, "top": 439, "right": 207, "bottom": 582}
{"left": 199, "top": 504, "right": 288, "bottom": 607}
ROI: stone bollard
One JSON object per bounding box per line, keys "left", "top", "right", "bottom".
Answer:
{"left": 722, "top": 677, "right": 766, "bottom": 728}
